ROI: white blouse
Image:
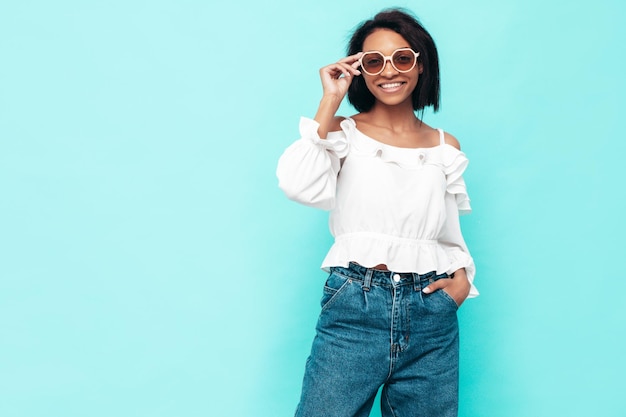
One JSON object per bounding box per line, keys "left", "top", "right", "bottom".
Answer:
{"left": 277, "top": 117, "right": 478, "bottom": 297}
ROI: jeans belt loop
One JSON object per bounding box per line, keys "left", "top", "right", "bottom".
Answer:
{"left": 362, "top": 268, "right": 373, "bottom": 292}
{"left": 412, "top": 273, "right": 421, "bottom": 291}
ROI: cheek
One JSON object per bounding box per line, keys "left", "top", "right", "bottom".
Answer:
{"left": 411, "top": 70, "right": 421, "bottom": 86}
{"left": 362, "top": 76, "right": 377, "bottom": 92}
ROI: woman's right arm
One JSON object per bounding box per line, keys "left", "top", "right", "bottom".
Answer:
{"left": 276, "top": 118, "right": 345, "bottom": 210}
{"left": 276, "top": 54, "right": 362, "bottom": 210}
{"left": 314, "top": 53, "right": 362, "bottom": 138}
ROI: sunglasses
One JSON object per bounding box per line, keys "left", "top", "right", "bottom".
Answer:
{"left": 358, "top": 48, "right": 420, "bottom": 76}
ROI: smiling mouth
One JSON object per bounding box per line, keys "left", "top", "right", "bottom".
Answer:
{"left": 379, "top": 82, "right": 406, "bottom": 90}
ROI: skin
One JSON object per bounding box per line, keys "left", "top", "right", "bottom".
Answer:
{"left": 314, "top": 28, "right": 471, "bottom": 306}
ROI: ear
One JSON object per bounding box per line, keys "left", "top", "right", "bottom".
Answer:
{"left": 418, "top": 63, "right": 424, "bottom": 74}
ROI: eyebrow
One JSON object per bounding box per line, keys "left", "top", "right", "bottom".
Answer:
{"left": 362, "top": 47, "right": 412, "bottom": 53}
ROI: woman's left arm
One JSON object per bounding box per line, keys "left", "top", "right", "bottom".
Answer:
{"left": 422, "top": 191, "right": 478, "bottom": 306}
{"left": 422, "top": 136, "right": 478, "bottom": 306}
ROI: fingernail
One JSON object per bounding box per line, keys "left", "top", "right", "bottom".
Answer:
{"left": 422, "top": 287, "right": 431, "bottom": 294}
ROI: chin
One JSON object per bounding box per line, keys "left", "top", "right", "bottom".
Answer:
{"left": 374, "top": 95, "right": 413, "bottom": 107}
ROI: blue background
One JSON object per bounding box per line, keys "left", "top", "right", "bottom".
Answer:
{"left": 1, "top": 1, "right": 624, "bottom": 416}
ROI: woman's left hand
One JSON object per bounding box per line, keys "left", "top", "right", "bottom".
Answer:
{"left": 422, "top": 268, "right": 470, "bottom": 307}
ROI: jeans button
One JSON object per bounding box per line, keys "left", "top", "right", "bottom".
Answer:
{"left": 393, "top": 274, "right": 401, "bottom": 283}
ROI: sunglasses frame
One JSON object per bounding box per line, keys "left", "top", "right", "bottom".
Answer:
{"left": 358, "top": 48, "right": 420, "bottom": 76}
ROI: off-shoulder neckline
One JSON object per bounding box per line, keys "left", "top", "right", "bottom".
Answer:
{"left": 342, "top": 117, "right": 453, "bottom": 151}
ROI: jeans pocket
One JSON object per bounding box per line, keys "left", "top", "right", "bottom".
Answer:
{"left": 320, "top": 271, "right": 352, "bottom": 310}
{"left": 438, "top": 289, "right": 460, "bottom": 310}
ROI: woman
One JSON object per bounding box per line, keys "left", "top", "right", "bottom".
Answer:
{"left": 277, "top": 8, "right": 478, "bottom": 417}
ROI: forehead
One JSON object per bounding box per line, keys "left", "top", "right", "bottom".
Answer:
{"left": 362, "top": 29, "right": 411, "bottom": 53}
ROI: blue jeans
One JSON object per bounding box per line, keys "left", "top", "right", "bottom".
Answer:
{"left": 295, "top": 263, "right": 459, "bottom": 417}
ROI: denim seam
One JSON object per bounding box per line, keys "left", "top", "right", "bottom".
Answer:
{"left": 405, "top": 299, "right": 411, "bottom": 348}
{"left": 321, "top": 277, "right": 353, "bottom": 311}
{"left": 387, "top": 286, "right": 399, "bottom": 380}
{"left": 382, "top": 388, "right": 398, "bottom": 417}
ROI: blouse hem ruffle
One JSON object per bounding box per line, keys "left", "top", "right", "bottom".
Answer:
{"left": 321, "top": 232, "right": 478, "bottom": 298}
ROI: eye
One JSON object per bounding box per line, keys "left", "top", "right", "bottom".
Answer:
{"left": 394, "top": 54, "right": 414, "bottom": 64}
{"left": 365, "top": 57, "right": 383, "bottom": 66}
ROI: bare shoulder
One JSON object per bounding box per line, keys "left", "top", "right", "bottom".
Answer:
{"left": 328, "top": 116, "right": 346, "bottom": 133}
{"left": 442, "top": 130, "right": 461, "bottom": 150}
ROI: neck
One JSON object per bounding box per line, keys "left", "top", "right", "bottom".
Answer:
{"left": 366, "top": 100, "right": 420, "bottom": 130}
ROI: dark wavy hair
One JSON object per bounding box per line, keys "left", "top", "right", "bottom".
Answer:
{"left": 347, "top": 9, "right": 441, "bottom": 113}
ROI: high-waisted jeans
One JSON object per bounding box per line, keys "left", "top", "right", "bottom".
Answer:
{"left": 295, "top": 262, "right": 459, "bottom": 417}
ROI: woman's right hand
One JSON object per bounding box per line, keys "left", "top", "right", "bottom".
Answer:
{"left": 319, "top": 53, "right": 363, "bottom": 100}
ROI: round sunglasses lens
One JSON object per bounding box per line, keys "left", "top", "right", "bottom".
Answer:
{"left": 392, "top": 50, "right": 415, "bottom": 71}
{"left": 362, "top": 52, "right": 385, "bottom": 74}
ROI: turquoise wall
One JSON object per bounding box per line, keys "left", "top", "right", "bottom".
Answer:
{"left": 1, "top": 1, "right": 624, "bottom": 416}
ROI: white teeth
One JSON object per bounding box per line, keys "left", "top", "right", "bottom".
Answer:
{"left": 380, "top": 82, "right": 403, "bottom": 89}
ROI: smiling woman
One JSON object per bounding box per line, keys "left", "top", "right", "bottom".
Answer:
{"left": 356, "top": 30, "right": 421, "bottom": 109}
{"left": 346, "top": 10, "right": 441, "bottom": 116}
{"left": 276, "top": 8, "right": 476, "bottom": 417}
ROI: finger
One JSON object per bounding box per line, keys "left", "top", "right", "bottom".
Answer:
{"left": 338, "top": 61, "right": 361, "bottom": 77}
{"left": 422, "top": 278, "right": 451, "bottom": 294}
{"left": 323, "top": 62, "right": 360, "bottom": 79}
{"left": 335, "top": 60, "right": 360, "bottom": 72}
{"left": 322, "top": 61, "right": 355, "bottom": 74}
{"left": 336, "top": 54, "right": 363, "bottom": 75}
{"left": 321, "top": 67, "right": 344, "bottom": 80}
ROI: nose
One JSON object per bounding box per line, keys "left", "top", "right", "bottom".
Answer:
{"left": 382, "top": 57, "right": 397, "bottom": 76}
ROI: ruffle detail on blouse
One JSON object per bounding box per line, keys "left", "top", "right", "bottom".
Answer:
{"left": 346, "top": 119, "right": 431, "bottom": 170}
{"left": 276, "top": 118, "right": 351, "bottom": 210}
{"left": 299, "top": 117, "right": 349, "bottom": 158}
{"left": 442, "top": 150, "right": 472, "bottom": 215}
{"left": 443, "top": 247, "right": 478, "bottom": 297}
{"left": 321, "top": 232, "right": 478, "bottom": 297}
{"left": 321, "top": 232, "right": 454, "bottom": 275}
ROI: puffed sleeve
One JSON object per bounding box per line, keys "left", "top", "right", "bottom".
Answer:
{"left": 439, "top": 151, "right": 478, "bottom": 297}
{"left": 276, "top": 117, "right": 349, "bottom": 210}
